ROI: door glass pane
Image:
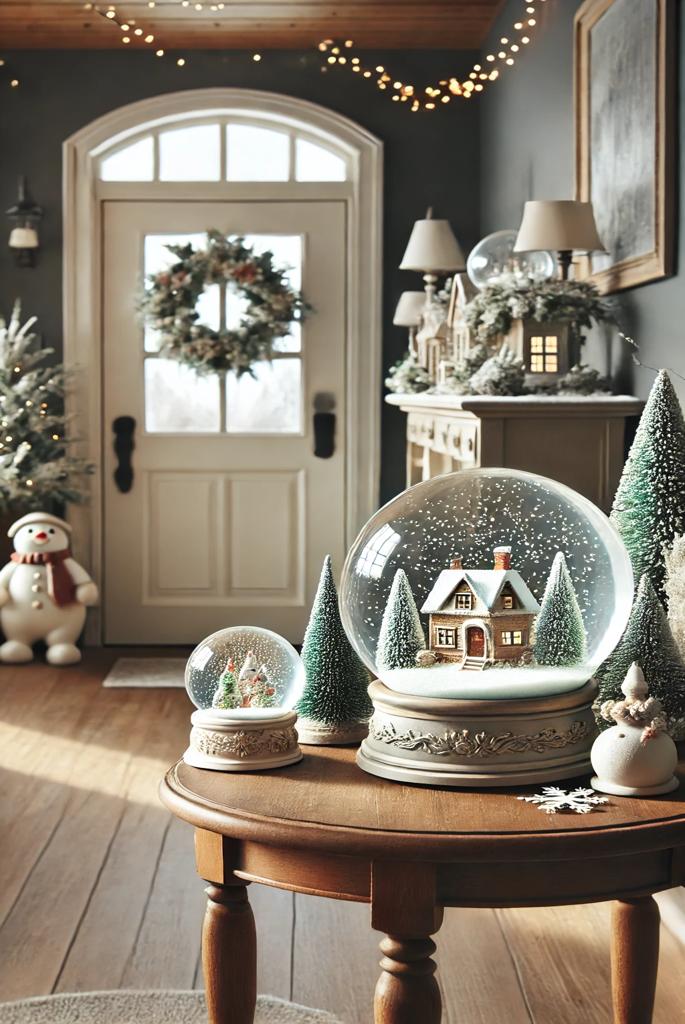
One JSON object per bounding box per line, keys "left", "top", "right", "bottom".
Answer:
{"left": 144, "top": 233, "right": 221, "bottom": 352}
{"left": 145, "top": 358, "right": 221, "bottom": 432}
{"left": 295, "top": 139, "right": 346, "bottom": 182}
{"left": 225, "top": 235, "right": 302, "bottom": 353}
{"left": 226, "top": 124, "right": 290, "bottom": 181}
{"left": 100, "top": 136, "right": 154, "bottom": 181}
{"left": 226, "top": 359, "right": 302, "bottom": 433}
{"left": 159, "top": 124, "right": 221, "bottom": 181}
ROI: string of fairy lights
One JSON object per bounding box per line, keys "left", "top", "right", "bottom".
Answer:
{"left": 1, "top": 0, "right": 545, "bottom": 107}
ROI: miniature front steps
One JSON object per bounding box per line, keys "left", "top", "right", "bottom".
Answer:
{"left": 461, "top": 656, "right": 487, "bottom": 671}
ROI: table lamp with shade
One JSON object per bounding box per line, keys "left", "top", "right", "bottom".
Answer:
{"left": 393, "top": 291, "right": 426, "bottom": 358}
{"left": 400, "top": 208, "right": 465, "bottom": 309}
{"left": 514, "top": 200, "right": 605, "bottom": 281}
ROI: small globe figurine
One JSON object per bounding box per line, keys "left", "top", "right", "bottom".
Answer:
{"left": 340, "top": 469, "right": 634, "bottom": 787}
{"left": 466, "top": 229, "right": 555, "bottom": 290}
{"left": 184, "top": 625, "right": 304, "bottom": 772}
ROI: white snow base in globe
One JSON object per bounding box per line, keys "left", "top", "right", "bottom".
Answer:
{"left": 357, "top": 679, "right": 598, "bottom": 787}
{"left": 184, "top": 708, "right": 302, "bottom": 771}
{"left": 383, "top": 663, "right": 588, "bottom": 701}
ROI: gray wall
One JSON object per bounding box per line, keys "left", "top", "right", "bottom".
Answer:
{"left": 0, "top": 49, "right": 480, "bottom": 504}
{"left": 480, "top": 0, "right": 683, "bottom": 402}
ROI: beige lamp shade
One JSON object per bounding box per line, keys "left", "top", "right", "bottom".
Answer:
{"left": 514, "top": 200, "right": 605, "bottom": 254}
{"left": 393, "top": 291, "right": 426, "bottom": 326}
{"left": 400, "top": 209, "right": 465, "bottom": 272}
{"left": 9, "top": 225, "right": 39, "bottom": 249}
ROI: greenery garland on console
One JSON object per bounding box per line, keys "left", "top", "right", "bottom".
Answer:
{"left": 140, "top": 230, "right": 310, "bottom": 376}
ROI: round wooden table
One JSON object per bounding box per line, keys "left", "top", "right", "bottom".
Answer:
{"left": 160, "top": 746, "right": 685, "bottom": 1024}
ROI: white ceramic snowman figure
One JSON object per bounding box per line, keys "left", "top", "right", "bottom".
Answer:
{"left": 0, "top": 512, "right": 98, "bottom": 665}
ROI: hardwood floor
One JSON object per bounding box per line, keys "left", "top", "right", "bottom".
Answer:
{"left": 0, "top": 652, "right": 683, "bottom": 1021}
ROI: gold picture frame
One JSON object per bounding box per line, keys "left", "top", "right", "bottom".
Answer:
{"left": 574, "top": 0, "right": 675, "bottom": 293}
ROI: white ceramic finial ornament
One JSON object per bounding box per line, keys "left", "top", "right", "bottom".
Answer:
{"left": 0, "top": 512, "right": 98, "bottom": 665}
{"left": 591, "top": 662, "right": 679, "bottom": 797}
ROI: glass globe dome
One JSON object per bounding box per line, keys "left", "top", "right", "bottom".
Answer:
{"left": 185, "top": 625, "right": 305, "bottom": 720}
{"left": 466, "top": 230, "right": 555, "bottom": 290}
{"left": 340, "top": 469, "right": 633, "bottom": 701}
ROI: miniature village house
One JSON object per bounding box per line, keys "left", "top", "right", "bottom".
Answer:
{"left": 505, "top": 319, "right": 577, "bottom": 386}
{"left": 420, "top": 546, "right": 540, "bottom": 669}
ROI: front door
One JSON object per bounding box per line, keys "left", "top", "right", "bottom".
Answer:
{"left": 102, "top": 200, "right": 346, "bottom": 644}
{"left": 466, "top": 626, "right": 485, "bottom": 657}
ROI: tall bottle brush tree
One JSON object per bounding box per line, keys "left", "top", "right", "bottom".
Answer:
{"left": 595, "top": 574, "right": 685, "bottom": 739}
{"left": 295, "top": 555, "right": 372, "bottom": 744}
{"left": 533, "top": 552, "right": 587, "bottom": 667}
{"left": 376, "top": 568, "right": 426, "bottom": 671}
{"left": 0, "top": 301, "right": 91, "bottom": 514}
{"left": 610, "top": 370, "right": 685, "bottom": 606}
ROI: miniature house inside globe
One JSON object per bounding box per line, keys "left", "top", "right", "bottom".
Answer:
{"left": 340, "top": 469, "right": 633, "bottom": 701}
{"left": 185, "top": 625, "right": 305, "bottom": 721}
{"left": 466, "top": 229, "right": 555, "bottom": 290}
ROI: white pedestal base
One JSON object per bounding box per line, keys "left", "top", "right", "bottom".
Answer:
{"left": 184, "top": 708, "right": 302, "bottom": 772}
{"left": 296, "top": 718, "right": 369, "bottom": 746}
{"left": 591, "top": 775, "right": 679, "bottom": 797}
{"left": 358, "top": 678, "right": 598, "bottom": 788}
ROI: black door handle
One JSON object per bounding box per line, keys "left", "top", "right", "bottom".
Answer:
{"left": 113, "top": 415, "right": 136, "bottom": 493}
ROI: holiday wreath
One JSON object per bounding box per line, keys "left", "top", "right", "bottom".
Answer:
{"left": 140, "top": 230, "right": 310, "bottom": 375}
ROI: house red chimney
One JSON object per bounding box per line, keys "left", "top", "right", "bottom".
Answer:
{"left": 450, "top": 556, "right": 463, "bottom": 570}
{"left": 494, "top": 546, "right": 511, "bottom": 570}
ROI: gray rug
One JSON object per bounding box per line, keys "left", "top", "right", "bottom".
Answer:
{"left": 103, "top": 658, "right": 186, "bottom": 689}
{"left": 0, "top": 990, "right": 342, "bottom": 1024}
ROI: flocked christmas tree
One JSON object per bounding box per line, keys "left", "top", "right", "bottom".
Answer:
{"left": 610, "top": 370, "right": 685, "bottom": 605}
{"left": 295, "top": 555, "right": 372, "bottom": 744}
{"left": 595, "top": 574, "right": 685, "bottom": 738}
{"left": 0, "top": 300, "right": 91, "bottom": 514}
{"left": 533, "top": 552, "right": 587, "bottom": 667}
{"left": 377, "top": 568, "right": 426, "bottom": 671}
{"left": 212, "top": 658, "right": 241, "bottom": 710}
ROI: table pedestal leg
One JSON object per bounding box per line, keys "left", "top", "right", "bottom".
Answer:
{"left": 203, "top": 880, "right": 257, "bottom": 1024}
{"left": 375, "top": 935, "right": 441, "bottom": 1024}
{"left": 611, "top": 896, "right": 660, "bottom": 1024}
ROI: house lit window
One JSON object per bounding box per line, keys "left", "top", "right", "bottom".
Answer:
{"left": 502, "top": 594, "right": 514, "bottom": 609}
{"left": 455, "top": 592, "right": 472, "bottom": 610}
{"left": 436, "top": 627, "right": 456, "bottom": 647}
{"left": 529, "top": 335, "right": 559, "bottom": 374}
{"left": 501, "top": 630, "right": 524, "bottom": 645}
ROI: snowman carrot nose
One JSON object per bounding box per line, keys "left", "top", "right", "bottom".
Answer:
{"left": 34, "top": 531, "right": 48, "bottom": 541}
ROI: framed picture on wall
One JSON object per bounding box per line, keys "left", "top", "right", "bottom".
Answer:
{"left": 574, "top": 0, "right": 675, "bottom": 293}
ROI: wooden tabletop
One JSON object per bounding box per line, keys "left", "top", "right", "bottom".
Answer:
{"left": 160, "top": 746, "right": 685, "bottom": 863}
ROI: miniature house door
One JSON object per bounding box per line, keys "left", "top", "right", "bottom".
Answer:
{"left": 466, "top": 626, "right": 485, "bottom": 657}
{"left": 102, "top": 200, "right": 346, "bottom": 643}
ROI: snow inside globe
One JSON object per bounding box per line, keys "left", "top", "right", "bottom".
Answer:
{"left": 340, "top": 468, "right": 633, "bottom": 701}
{"left": 466, "top": 229, "right": 555, "bottom": 290}
{"left": 185, "top": 625, "right": 305, "bottom": 721}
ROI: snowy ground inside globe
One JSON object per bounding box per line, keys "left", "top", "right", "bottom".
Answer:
{"left": 381, "top": 663, "right": 590, "bottom": 700}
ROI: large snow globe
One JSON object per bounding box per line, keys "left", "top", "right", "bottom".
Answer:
{"left": 466, "top": 229, "right": 555, "bottom": 289}
{"left": 340, "top": 468, "right": 633, "bottom": 787}
{"left": 183, "top": 625, "right": 304, "bottom": 772}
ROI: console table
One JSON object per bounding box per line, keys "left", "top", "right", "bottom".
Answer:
{"left": 386, "top": 394, "right": 643, "bottom": 512}
{"left": 160, "top": 746, "right": 685, "bottom": 1024}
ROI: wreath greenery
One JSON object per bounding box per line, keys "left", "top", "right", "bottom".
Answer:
{"left": 140, "top": 230, "right": 310, "bottom": 376}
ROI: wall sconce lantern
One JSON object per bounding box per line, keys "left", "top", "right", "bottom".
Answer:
{"left": 6, "top": 176, "right": 43, "bottom": 268}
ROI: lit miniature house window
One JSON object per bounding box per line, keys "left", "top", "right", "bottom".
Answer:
{"left": 501, "top": 630, "right": 524, "bottom": 645}
{"left": 455, "top": 592, "right": 472, "bottom": 610}
{"left": 502, "top": 594, "right": 514, "bottom": 609}
{"left": 529, "top": 335, "right": 559, "bottom": 374}
{"left": 436, "top": 627, "right": 456, "bottom": 647}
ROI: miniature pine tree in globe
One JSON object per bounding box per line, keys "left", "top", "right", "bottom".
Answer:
{"left": 295, "top": 555, "right": 372, "bottom": 744}
{"left": 377, "top": 568, "right": 426, "bottom": 671}
{"left": 533, "top": 552, "right": 587, "bottom": 667}
{"left": 595, "top": 574, "right": 685, "bottom": 738}
{"left": 610, "top": 370, "right": 685, "bottom": 605}
{"left": 212, "top": 658, "right": 241, "bottom": 710}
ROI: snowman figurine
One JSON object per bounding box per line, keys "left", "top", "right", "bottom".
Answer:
{"left": 0, "top": 512, "right": 98, "bottom": 665}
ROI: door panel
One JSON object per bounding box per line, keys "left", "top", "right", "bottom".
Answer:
{"left": 103, "top": 200, "right": 346, "bottom": 643}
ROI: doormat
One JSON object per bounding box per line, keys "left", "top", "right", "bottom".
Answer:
{"left": 103, "top": 658, "right": 186, "bottom": 689}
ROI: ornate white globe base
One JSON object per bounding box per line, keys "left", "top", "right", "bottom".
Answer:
{"left": 184, "top": 708, "right": 302, "bottom": 772}
{"left": 296, "top": 717, "right": 369, "bottom": 746}
{"left": 591, "top": 775, "right": 679, "bottom": 797}
{"left": 357, "top": 679, "right": 598, "bottom": 788}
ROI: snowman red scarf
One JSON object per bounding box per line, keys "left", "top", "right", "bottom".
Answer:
{"left": 10, "top": 550, "right": 76, "bottom": 607}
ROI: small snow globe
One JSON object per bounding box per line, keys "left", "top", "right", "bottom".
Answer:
{"left": 340, "top": 468, "right": 634, "bottom": 787}
{"left": 467, "top": 229, "right": 555, "bottom": 290}
{"left": 183, "top": 625, "right": 304, "bottom": 772}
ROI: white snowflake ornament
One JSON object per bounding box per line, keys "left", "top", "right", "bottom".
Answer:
{"left": 518, "top": 786, "right": 609, "bottom": 814}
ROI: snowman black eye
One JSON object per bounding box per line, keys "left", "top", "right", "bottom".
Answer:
{"left": 49, "top": 528, "right": 55, "bottom": 535}
{"left": 28, "top": 528, "right": 33, "bottom": 534}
